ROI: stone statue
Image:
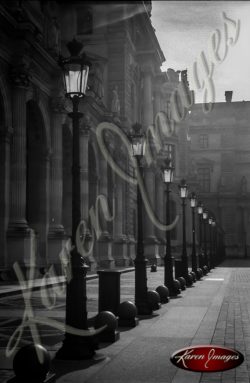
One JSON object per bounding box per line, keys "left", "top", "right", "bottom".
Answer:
{"left": 111, "top": 85, "right": 120, "bottom": 115}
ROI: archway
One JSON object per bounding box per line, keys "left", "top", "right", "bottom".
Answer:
{"left": 26, "top": 100, "right": 49, "bottom": 267}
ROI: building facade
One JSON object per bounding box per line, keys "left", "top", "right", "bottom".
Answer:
{"left": 0, "top": 0, "right": 194, "bottom": 278}
{"left": 187, "top": 92, "right": 250, "bottom": 258}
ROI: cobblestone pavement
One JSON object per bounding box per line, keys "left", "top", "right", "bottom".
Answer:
{"left": 1, "top": 260, "right": 250, "bottom": 382}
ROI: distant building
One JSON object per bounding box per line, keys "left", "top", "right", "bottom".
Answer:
{"left": 187, "top": 91, "right": 250, "bottom": 257}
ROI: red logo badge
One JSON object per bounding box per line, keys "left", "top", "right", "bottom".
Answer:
{"left": 171, "top": 345, "right": 244, "bottom": 372}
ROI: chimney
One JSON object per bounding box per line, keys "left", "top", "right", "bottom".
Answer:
{"left": 225, "top": 91, "right": 233, "bottom": 102}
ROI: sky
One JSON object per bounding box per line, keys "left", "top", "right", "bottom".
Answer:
{"left": 151, "top": 1, "right": 250, "bottom": 103}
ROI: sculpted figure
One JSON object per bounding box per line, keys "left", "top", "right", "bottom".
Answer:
{"left": 111, "top": 85, "right": 120, "bottom": 115}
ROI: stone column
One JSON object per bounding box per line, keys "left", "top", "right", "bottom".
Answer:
{"left": 48, "top": 96, "right": 67, "bottom": 271}
{"left": 140, "top": 66, "right": 160, "bottom": 263}
{"left": 142, "top": 68, "right": 153, "bottom": 130}
{"left": 113, "top": 175, "right": 129, "bottom": 267}
{"left": 79, "top": 118, "right": 96, "bottom": 271}
{"left": 7, "top": 66, "right": 35, "bottom": 271}
{"left": 155, "top": 175, "right": 165, "bottom": 264}
{"left": 96, "top": 152, "right": 114, "bottom": 269}
{"left": 143, "top": 167, "right": 160, "bottom": 264}
{"left": 0, "top": 127, "right": 12, "bottom": 270}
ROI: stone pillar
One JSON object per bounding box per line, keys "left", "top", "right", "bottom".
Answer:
{"left": 0, "top": 127, "right": 12, "bottom": 270}
{"left": 48, "top": 96, "right": 67, "bottom": 271}
{"left": 143, "top": 167, "right": 160, "bottom": 264}
{"left": 96, "top": 155, "right": 114, "bottom": 269}
{"left": 155, "top": 175, "right": 165, "bottom": 264}
{"left": 142, "top": 69, "right": 153, "bottom": 129}
{"left": 141, "top": 66, "right": 160, "bottom": 264}
{"left": 7, "top": 67, "right": 35, "bottom": 272}
{"left": 113, "top": 176, "right": 129, "bottom": 267}
{"left": 79, "top": 119, "right": 96, "bottom": 271}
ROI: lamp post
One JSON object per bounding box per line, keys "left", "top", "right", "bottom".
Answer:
{"left": 161, "top": 158, "right": 177, "bottom": 296}
{"left": 178, "top": 179, "right": 192, "bottom": 285}
{"left": 211, "top": 219, "right": 216, "bottom": 268}
{"left": 56, "top": 39, "right": 96, "bottom": 359}
{"left": 202, "top": 209, "right": 209, "bottom": 271}
{"left": 190, "top": 192, "right": 197, "bottom": 277}
{"left": 197, "top": 201, "right": 204, "bottom": 271}
{"left": 129, "top": 123, "right": 152, "bottom": 315}
{"left": 208, "top": 217, "right": 213, "bottom": 269}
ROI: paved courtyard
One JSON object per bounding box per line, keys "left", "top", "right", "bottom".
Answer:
{"left": 1, "top": 259, "right": 250, "bottom": 382}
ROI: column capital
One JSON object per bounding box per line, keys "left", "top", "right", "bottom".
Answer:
{"left": 51, "top": 96, "right": 67, "bottom": 113}
{"left": 140, "top": 63, "right": 154, "bottom": 76}
{"left": 0, "top": 126, "right": 13, "bottom": 142}
{"left": 80, "top": 114, "right": 92, "bottom": 135}
{"left": 10, "top": 63, "right": 31, "bottom": 88}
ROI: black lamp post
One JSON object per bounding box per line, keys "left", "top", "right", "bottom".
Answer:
{"left": 208, "top": 217, "right": 213, "bottom": 269}
{"left": 197, "top": 201, "right": 204, "bottom": 271}
{"left": 161, "top": 158, "right": 177, "bottom": 296}
{"left": 211, "top": 219, "right": 216, "bottom": 268}
{"left": 129, "top": 123, "right": 152, "bottom": 315}
{"left": 56, "top": 39, "right": 96, "bottom": 359}
{"left": 190, "top": 192, "right": 197, "bottom": 276}
{"left": 178, "top": 179, "right": 192, "bottom": 285}
{"left": 202, "top": 209, "right": 209, "bottom": 271}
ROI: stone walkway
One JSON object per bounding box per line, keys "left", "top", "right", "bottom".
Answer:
{"left": 1, "top": 259, "right": 250, "bottom": 382}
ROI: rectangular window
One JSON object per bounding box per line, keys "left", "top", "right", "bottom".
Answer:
{"left": 199, "top": 134, "right": 208, "bottom": 148}
{"left": 198, "top": 168, "right": 210, "bottom": 192}
{"left": 164, "top": 144, "right": 175, "bottom": 166}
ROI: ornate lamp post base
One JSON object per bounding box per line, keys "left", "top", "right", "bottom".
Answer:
{"left": 134, "top": 258, "right": 152, "bottom": 316}
{"left": 56, "top": 334, "right": 98, "bottom": 360}
{"left": 165, "top": 257, "right": 179, "bottom": 296}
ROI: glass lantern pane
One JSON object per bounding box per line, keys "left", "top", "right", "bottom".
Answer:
{"left": 190, "top": 198, "right": 196, "bottom": 208}
{"left": 132, "top": 138, "right": 144, "bottom": 156}
{"left": 64, "top": 63, "right": 89, "bottom": 97}
{"left": 80, "top": 65, "right": 89, "bottom": 94}
{"left": 164, "top": 169, "right": 171, "bottom": 183}
{"left": 198, "top": 206, "right": 203, "bottom": 214}
{"left": 180, "top": 188, "right": 187, "bottom": 198}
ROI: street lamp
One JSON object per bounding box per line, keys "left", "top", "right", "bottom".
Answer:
{"left": 178, "top": 179, "right": 192, "bottom": 285}
{"left": 211, "top": 219, "right": 216, "bottom": 268}
{"left": 161, "top": 158, "right": 177, "bottom": 296}
{"left": 190, "top": 192, "right": 198, "bottom": 277}
{"left": 208, "top": 217, "right": 213, "bottom": 269}
{"left": 197, "top": 201, "right": 204, "bottom": 272}
{"left": 202, "top": 209, "right": 209, "bottom": 272}
{"left": 56, "top": 39, "right": 96, "bottom": 359}
{"left": 129, "top": 123, "right": 152, "bottom": 315}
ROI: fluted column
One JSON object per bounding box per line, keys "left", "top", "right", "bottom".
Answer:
{"left": 141, "top": 66, "right": 159, "bottom": 263}
{"left": 49, "top": 97, "right": 65, "bottom": 234}
{"left": 96, "top": 150, "right": 114, "bottom": 269}
{"left": 155, "top": 175, "right": 165, "bottom": 262}
{"left": 8, "top": 74, "right": 30, "bottom": 231}
{"left": 48, "top": 97, "right": 66, "bottom": 269}
{"left": 7, "top": 65, "right": 35, "bottom": 269}
{"left": 142, "top": 68, "right": 154, "bottom": 129}
{"left": 113, "top": 174, "right": 129, "bottom": 267}
{"left": 99, "top": 155, "right": 109, "bottom": 237}
{"left": 0, "top": 127, "right": 13, "bottom": 268}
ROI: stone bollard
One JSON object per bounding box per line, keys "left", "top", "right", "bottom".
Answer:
{"left": 8, "top": 344, "right": 56, "bottom": 382}
{"left": 95, "top": 311, "right": 120, "bottom": 343}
